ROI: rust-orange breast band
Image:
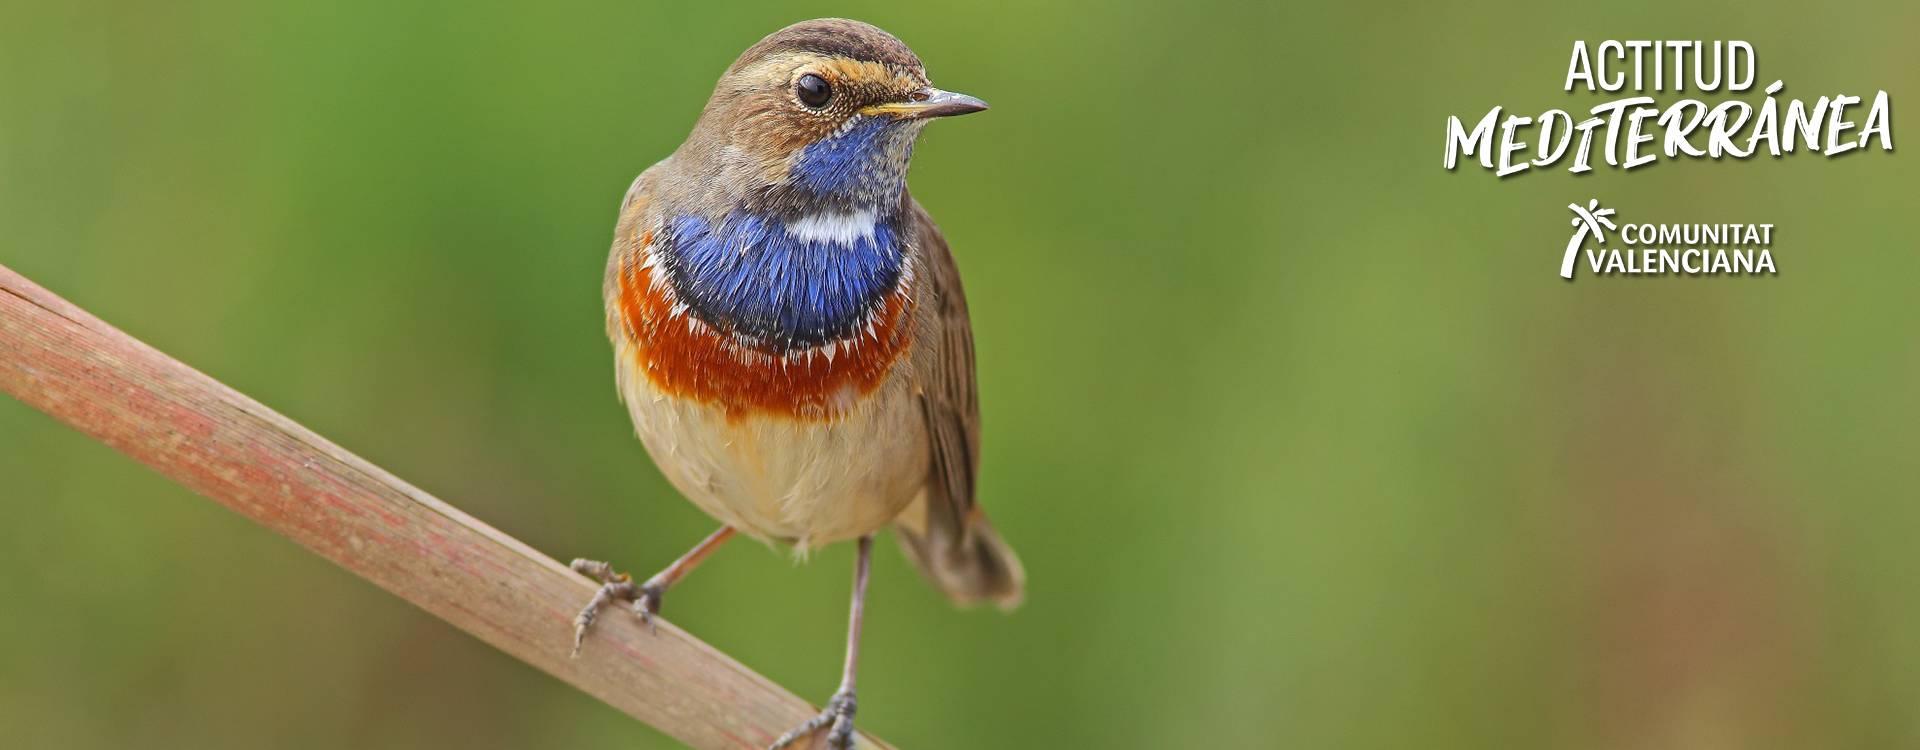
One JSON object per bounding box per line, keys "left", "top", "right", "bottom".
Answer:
{"left": 614, "top": 237, "right": 917, "bottom": 422}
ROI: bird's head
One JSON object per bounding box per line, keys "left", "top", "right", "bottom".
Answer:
{"left": 670, "top": 19, "right": 986, "bottom": 214}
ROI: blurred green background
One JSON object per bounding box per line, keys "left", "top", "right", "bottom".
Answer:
{"left": 3, "top": 1, "right": 1916, "bottom": 748}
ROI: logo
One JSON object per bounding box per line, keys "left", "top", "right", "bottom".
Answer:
{"left": 1444, "top": 41, "right": 1894, "bottom": 178}
{"left": 1559, "top": 199, "right": 1776, "bottom": 280}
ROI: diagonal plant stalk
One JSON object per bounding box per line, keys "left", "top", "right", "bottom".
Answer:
{"left": 0, "top": 263, "right": 889, "bottom": 750}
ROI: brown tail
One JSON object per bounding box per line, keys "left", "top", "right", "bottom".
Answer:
{"left": 894, "top": 494, "right": 1025, "bottom": 610}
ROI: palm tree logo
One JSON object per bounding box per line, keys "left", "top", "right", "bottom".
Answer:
{"left": 1562, "top": 199, "right": 1618, "bottom": 280}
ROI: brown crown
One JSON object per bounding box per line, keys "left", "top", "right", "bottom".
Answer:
{"left": 730, "top": 18, "right": 923, "bottom": 74}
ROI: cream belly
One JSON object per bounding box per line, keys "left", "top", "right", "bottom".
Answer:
{"left": 613, "top": 345, "right": 929, "bottom": 549}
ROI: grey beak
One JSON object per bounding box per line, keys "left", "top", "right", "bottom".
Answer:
{"left": 864, "top": 88, "right": 990, "bottom": 119}
{"left": 910, "top": 88, "right": 990, "bottom": 118}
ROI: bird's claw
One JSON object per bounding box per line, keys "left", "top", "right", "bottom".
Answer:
{"left": 769, "top": 689, "right": 857, "bottom": 750}
{"left": 633, "top": 580, "right": 665, "bottom": 632}
{"left": 569, "top": 558, "right": 667, "bottom": 656}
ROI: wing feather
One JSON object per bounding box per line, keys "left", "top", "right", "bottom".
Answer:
{"left": 896, "top": 197, "right": 1023, "bottom": 608}
{"left": 909, "top": 198, "right": 980, "bottom": 528}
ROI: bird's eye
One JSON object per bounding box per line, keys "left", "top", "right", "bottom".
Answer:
{"left": 796, "top": 73, "right": 832, "bottom": 109}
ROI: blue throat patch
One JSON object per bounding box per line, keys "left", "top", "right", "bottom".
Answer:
{"left": 790, "top": 116, "right": 911, "bottom": 198}
{"left": 661, "top": 210, "right": 904, "bottom": 349}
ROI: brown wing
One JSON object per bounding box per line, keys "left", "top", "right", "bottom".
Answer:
{"left": 896, "top": 198, "right": 1023, "bottom": 608}
{"left": 909, "top": 198, "right": 980, "bottom": 530}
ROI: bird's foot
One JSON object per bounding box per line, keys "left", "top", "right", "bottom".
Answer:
{"left": 769, "top": 688, "right": 856, "bottom": 750}
{"left": 569, "top": 558, "right": 666, "bottom": 656}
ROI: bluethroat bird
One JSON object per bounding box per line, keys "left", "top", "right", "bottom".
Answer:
{"left": 568, "top": 18, "right": 1025, "bottom": 749}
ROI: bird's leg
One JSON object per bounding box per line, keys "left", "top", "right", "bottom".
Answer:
{"left": 770, "top": 535, "right": 872, "bottom": 750}
{"left": 570, "top": 525, "right": 736, "bottom": 654}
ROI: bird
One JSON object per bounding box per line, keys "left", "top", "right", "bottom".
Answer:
{"left": 568, "top": 18, "right": 1025, "bottom": 749}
